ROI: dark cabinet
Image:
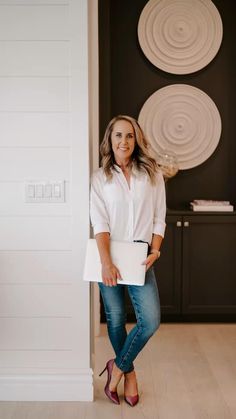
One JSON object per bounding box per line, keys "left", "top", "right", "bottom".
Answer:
{"left": 101, "top": 212, "right": 236, "bottom": 323}
{"left": 154, "top": 212, "right": 236, "bottom": 321}
{"left": 182, "top": 214, "right": 236, "bottom": 314}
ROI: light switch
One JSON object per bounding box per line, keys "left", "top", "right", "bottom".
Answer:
{"left": 28, "top": 184, "right": 35, "bottom": 198}
{"left": 36, "top": 184, "right": 43, "bottom": 198}
{"left": 53, "top": 184, "right": 61, "bottom": 198}
{"left": 44, "top": 184, "right": 52, "bottom": 198}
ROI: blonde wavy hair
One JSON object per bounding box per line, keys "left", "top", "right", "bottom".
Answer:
{"left": 100, "top": 115, "right": 159, "bottom": 185}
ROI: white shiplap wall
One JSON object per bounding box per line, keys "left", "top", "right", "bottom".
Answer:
{"left": 0, "top": 0, "right": 93, "bottom": 401}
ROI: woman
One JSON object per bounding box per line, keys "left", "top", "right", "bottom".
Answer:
{"left": 90, "top": 115, "right": 166, "bottom": 406}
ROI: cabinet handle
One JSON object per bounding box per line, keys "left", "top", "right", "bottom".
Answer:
{"left": 176, "top": 221, "right": 182, "bottom": 227}
{"left": 184, "top": 221, "right": 189, "bottom": 227}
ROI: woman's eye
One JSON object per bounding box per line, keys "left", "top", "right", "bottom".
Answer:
{"left": 127, "top": 134, "right": 134, "bottom": 139}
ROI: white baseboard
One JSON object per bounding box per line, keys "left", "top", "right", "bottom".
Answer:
{"left": 0, "top": 370, "right": 94, "bottom": 401}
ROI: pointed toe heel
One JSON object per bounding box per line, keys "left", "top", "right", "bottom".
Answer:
{"left": 124, "top": 394, "right": 139, "bottom": 407}
{"left": 99, "top": 359, "right": 120, "bottom": 405}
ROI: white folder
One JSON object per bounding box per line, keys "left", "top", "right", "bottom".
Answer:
{"left": 83, "top": 239, "right": 148, "bottom": 286}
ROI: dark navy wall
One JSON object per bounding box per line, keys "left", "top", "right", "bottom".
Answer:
{"left": 99, "top": 0, "right": 236, "bottom": 209}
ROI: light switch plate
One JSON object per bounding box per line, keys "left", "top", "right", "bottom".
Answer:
{"left": 25, "top": 181, "right": 65, "bottom": 203}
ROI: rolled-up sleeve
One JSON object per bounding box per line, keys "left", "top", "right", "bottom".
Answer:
{"left": 153, "top": 171, "right": 166, "bottom": 238}
{"left": 90, "top": 172, "right": 110, "bottom": 235}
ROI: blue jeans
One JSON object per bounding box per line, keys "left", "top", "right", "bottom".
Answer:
{"left": 99, "top": 267, "right": 161, "bottom": 373}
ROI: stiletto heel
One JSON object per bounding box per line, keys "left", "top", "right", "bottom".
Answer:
{"left": 99, "top": 359, "right": 120, "bottom": 404}
{"left": 99, "top": 366, "right": 107, "bottom": 377}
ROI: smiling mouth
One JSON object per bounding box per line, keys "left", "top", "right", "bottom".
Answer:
{"left": 119, "top": 147, "right": 129, "bottom": 151}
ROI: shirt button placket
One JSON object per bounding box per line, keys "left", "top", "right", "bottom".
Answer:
{"left": 127, "top": 176, "right": 134, "bottom": 242}
{"left": 128, "top": 197, "right": 134, "bottom": 241}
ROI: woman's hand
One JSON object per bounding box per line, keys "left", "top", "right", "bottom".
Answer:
{"left": 102, "top": 262, "right": 122, "bottom": 286}
{"left": 142, "top": 253, "right": 158, "bottom": 271}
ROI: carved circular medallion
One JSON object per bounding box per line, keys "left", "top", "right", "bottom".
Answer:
{"left": 138, "top": 84, "right": 222, "bottom": 169}
{"left": 138, "top": 0, "right": 223, "bottom": 74}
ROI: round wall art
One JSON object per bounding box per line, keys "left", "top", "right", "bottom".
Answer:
{"left": 137, "top": 0, "right": 223, "bottom": 74}
{"left": 138, "top": 84, "right": 222, "bottom": 170}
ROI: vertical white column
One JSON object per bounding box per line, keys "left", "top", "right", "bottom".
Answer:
{"left": 69, "top": 0, "right": 93, "bottom": 400}
{"left": 0, "top": 0, "right": 93, "bottom": 401}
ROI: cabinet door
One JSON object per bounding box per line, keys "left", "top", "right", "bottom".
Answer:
{"left": 182, "top": 215, "right": 236, "bottom": 314}
{"left": 153, "top": 215, "right": 182, "bottom": 314}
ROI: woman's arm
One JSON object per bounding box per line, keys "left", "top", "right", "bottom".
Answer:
{"left": 90, "top": 173, "right": 110, "bottom": 236}
{"left": 142, "top": 171, "right": 166, "bottom": 271}
{"left": 95, "top": 232, "right": 122, "bottom": 286}
{"left": 153, "top": 171, "right": 166, "bottom": 238}
{"left": 90, "top": 172, "right": 121, "bottom": 286}
{"left": 142, "top": 233, "right": 163, "bottom": 271}
{"left": 150, "top": 233, "right": 163, "bottom": 253}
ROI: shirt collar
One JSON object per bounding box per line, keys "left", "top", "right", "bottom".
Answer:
{"left": 113, "top": 161, "right": 134, "bottom": 173}
{"left": 113, "top": 164, "right": 122, "bottom": 173}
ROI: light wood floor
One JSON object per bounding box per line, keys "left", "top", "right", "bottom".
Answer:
{"left": 0, "top": 323, "right": 236, "bottom": 419}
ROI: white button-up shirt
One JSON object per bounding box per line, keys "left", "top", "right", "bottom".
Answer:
{"left": 90, "top": 165, "right": 166, "bottom": 245}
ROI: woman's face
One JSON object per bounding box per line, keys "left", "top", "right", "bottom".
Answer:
{"left": 111, "top": 119, "right": 135, "bottom": 164}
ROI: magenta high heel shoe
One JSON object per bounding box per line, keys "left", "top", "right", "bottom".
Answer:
{"left": 124, "top": 372, "right": 139, "bottom": 407}
{"left": 99, "top": 359, "right": 120, "bottom": 405}
{"left": 124, "top": 394, "right": 139, "bottom": 407}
